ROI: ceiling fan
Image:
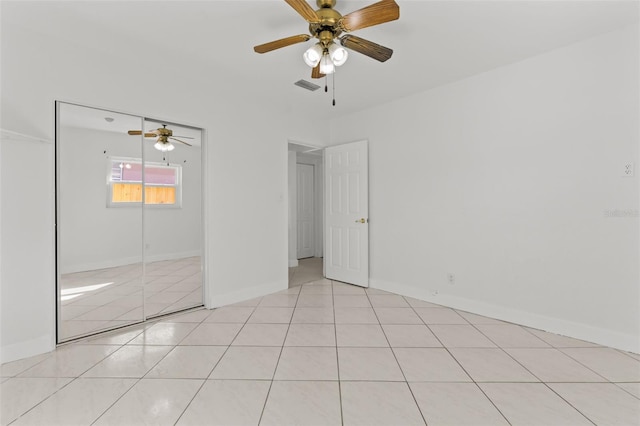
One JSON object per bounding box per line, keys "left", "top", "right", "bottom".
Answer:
{"left": 127, "top": 124, "right": 193, "bottom": 152}
{"left": 254, "top": 0, "right": 399, "bottom": 79}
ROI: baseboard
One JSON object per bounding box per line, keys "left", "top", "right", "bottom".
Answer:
{"left": 289, "top": 259, "right": 299, "bottom": 268}
{"left": 145, "top": 251, "right": 201, "bottom": 264}
{"left": 1, "top": 333, "right": 55, "bottom": 364}
{"left": 208, "top": 280, "right": 287, "bottom": 308}
{"left": 370, "top": 278, "right": 640, "bottom": 354}
{"left": 60, "top": 251, "right": 201, "bottom": 274}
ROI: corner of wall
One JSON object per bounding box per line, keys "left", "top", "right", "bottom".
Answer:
{"left": 1, "top": 334, "right": 55, "bottom": 365}
{"left": 207, "top": 279, "right": 287, "bottom": 308}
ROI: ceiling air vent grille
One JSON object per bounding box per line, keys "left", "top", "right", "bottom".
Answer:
{"left": 294, "top": 79, "right": 320, "bottom": 91}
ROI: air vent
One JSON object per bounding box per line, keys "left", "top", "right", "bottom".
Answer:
{"left": 294, "top": 79, "right": 320, "bottom": 91}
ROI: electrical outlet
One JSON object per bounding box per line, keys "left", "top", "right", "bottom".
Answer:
{"left": 623, "top": 163, "right": 634, "bottom": 177}
{"left": 447, "top": 273, "right": 455, "bottom": 285}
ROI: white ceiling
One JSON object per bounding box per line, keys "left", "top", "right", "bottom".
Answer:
{"left": 4, "top": 1, "right": 639, "bottom": 119}
{"left": 59, "top": 102, "right": 203, "bottom": 144}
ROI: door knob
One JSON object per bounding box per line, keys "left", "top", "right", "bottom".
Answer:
{"left": 355, "top": 218, "right": 367, "bottom": 223}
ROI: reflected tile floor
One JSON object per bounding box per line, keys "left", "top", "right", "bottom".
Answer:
{"left": 59, "top": 257, "right": 203, "bottom": 341}
{"left": 2, "top": 280, "right": 639, "bottom": 425}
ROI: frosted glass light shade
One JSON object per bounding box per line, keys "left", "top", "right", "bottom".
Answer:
{"left": 319, "top": 54, "right": 335, "bottom": 74}
{"left": 328, "top": 43, "right": 348, "bottom": 66}
{"left": 154, "top": 141, "right": 175, "bottom": 152}
{"left": 303, "top": 44, "right": 323, "bottom": 67}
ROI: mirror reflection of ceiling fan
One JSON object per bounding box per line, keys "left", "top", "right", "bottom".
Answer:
{"left": 127, "top": 124, "right": 193, "bottom": 152}
{"left": 254, "top": 0, "right": 400, "bottom": 79}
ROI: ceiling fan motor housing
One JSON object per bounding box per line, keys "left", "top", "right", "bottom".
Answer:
{"left": 156, "top": 126, "right": 173, "bottom": 137}
{"left": 309, "top": 2, "right": 343, "bottom": 46}
{"left": 317, "top": 0, "right": 335, "bottom": 8}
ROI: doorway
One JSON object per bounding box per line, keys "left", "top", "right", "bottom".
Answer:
{"left": 288, "top": 142, "right": 324, "bottom": 287}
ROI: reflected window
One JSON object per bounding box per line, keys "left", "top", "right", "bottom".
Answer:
{"left": 108, "top": 157, "right": 181, "bottom": 207}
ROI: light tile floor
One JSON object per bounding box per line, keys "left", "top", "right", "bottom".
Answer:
{"left": 60, "top": 257, "right": 203, "bottom": 341}
{"left": 2, "top": 279, "right": 639, "bottom": 425}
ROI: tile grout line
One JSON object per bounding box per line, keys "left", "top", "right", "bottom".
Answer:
{"left": 256, "top": 285, "right": 301, "bottom": 425}
{"left": 331, "top": 280, "right": 346, "bottom": 426}
{"left": 612, "top": 382, "right": 640, "bottom": 400}
{"left": 89, "top": 328, "right": 196, "bottom": 425}
{"left": 366, "top": 291, "right": 428, "bottom": 426}
{"left": 96, "top": 303, "right": 248, "bottom": 425}
{"left": 145, "top": 306, "right": 233, "bottom": 425}
{"left": 434, "top": 305, "right": 601, "bottom": 425}
{"left": 403, "top": 296, "right": 514, "bottom": 426}
{"left": 540, "top": 382, "right": 598, "bottom": 426}
{"left": 466, "top": 321, "right": 613, "bottom": 385}
{"left": 10, "top": 327, "right": 148, "bottom": 422}
{"left": 556, "top": 347, "right": 628, "bottom": 382}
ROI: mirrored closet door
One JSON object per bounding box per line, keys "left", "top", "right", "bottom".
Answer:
{"left": 141, "top": 118, "right": 203, "bottom": 318}
{"left": 56, "top": 102, "right": 203, "bottom": 343}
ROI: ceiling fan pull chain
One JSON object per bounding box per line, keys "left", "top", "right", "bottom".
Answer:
{"left": 325, "top": 74, "right": 328, "bottom": 93}
{"left": 332, "top": 72, "right": 336, "bottom": 106}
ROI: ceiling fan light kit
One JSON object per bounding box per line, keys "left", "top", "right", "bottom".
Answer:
{"left": 319, "top": 53, "right": 335, "bottom": 75}
{"left": 154, "top": 140, "right": 175, "bottom": 152}
{"left": 254, "top": 0, "right": 399, "bottom": 104}
{"left": 328, "top": 43, "right": 348, "bottom": 66}
{"left": 128, "top": 124, "right": 193, "bottom": 153}
{"left": 303, "top": 43, "right": 323, "bottom": 67}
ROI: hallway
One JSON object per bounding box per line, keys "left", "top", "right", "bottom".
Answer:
{"left": 288, "top": 257, "right": 323, "bottom": 288}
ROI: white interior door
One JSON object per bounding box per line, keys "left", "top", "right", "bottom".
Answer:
{"left": 297, "top": 163, "right": 315, "bottom": 259}
{"left": 324, "top": 140, "right": 369, "bottom": 287}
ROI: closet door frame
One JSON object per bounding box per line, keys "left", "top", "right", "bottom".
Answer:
{"left": 54, "top": 101, "right": 208, "bottom": 344}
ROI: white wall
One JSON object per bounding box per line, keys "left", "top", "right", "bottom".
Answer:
{"left": 58, "top": 125, "right": 201, "bottom": 274}
{"left": 330, "top": 25, "right": 640, "bottom": 353}
{"left": 0, "top": 17, "right": 325, "bottom": 362}
{"left": 0, "top": 132, "right": 55, "bottom": 363}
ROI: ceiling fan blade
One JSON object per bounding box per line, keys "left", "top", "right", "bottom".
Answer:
{"left": 311, "top": 63, "right": 325, "bottom": 79}
{"left": 172, "top": 135, "right": 195, "bottom": 139}
{"left": 340, "top": 35, "right": 393, "bottom": 62}
{"left": 169, "top": 137, "right": 193, "bottom": 147}
{"left": 254, "top": 34, "right": 312, "bottom": 54}
{"left": 129, "top": 130, "right": 159, "bottom": 138}
{"left": 339, "top": 0, "right": 399, "bottom": 32}
{"left": 284, "top": 0, "right": 320, "bottom": 23}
